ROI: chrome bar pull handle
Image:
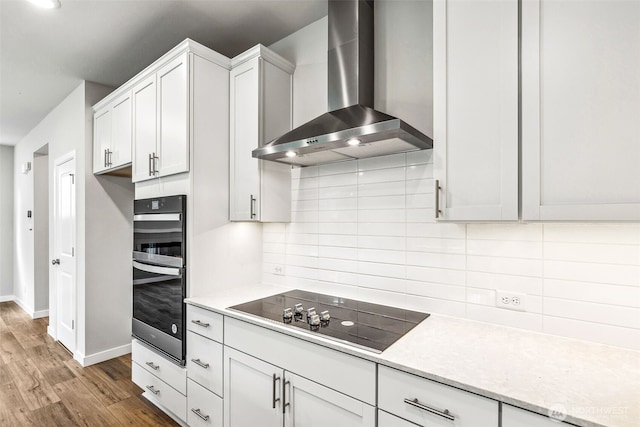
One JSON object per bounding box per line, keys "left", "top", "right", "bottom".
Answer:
{"left": 191, "top": 408, "right": 210, "bottom": 422}
{"left": 153, "top": 153, "right": 159, "bottom": 175}
{"left": 434, "top": 179, "right": 442, "bottom": 219}
{"left": 145, "top": 361, "right": 159, "bottom": 371}
{"left": 282, "top": 379, "right": 290, "bottom": 414}
{"left": 272, "top": 374, "right": 281, "bottom": 409}
{"left": 191, "top": 358, "right": 209, "bottom": 369}
{"left": 191, "top": 320, "right": 210, "bottom": 328}
{"left": 104, "top": 149, "right": 108, "bottom": 167}
{"left": 250, "top": 194, "right": 257, "bottom": 219}
{"left": 146, "top": 385, "right": 160, "bottom": 395}
{"left": 148, "top": 153, "right": 153, "bottom": 176}
{"left": 403, "top": 398, "right": 455, "bottom": 421}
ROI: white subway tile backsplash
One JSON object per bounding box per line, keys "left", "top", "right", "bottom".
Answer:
{"left": 543, "top": 316, "right": 640, "bottom": 351}
{"left": 358, "top": 167, "right": 405, "bottom": 184}
{"left": 467, "top": 255, "right": 543, "bottom": 277}
{"left": 544, "top": 241, "right": 639, "bottom": 265}
{"left": 406, "top": 237, "right": 465, "bottom": 254}
{"left": 358, "top": 181, "right": 406, "bottom": 197}
{"left": 543, "top": 298, "right": 640, "bottom": 329}
{"left": 264, "top": 152, "right": 640, "bottom": 350}
{"left": 544, "top": 260, "right": 639, "bottom": 287}
{"left": 544, "top": 279, "right": 640, "bottom": 308}
{"left": 319, "top": 185, "right": 358, "bottom": 199}
{"left": 406, "top": 150, "right": 433, "bottom": 166}
{"left": 467, "top": 239, "right": 543, "bottom": 259}
{"left": 357, "top": 153, "right": 406, "bottom": 171}
{"left": 467, "top": 223, "right": 543, "bottom": 241}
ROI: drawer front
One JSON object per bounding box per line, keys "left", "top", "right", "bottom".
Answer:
{"left": 132, "top": 362, "right": 187, "bottom": 421}
{"left": 378, "top": 410, "right": 420, "bottom": 427}
{"left": 132, "top": 339, "right": 187, "bottom": 395}
{"left": 187, "top": 304, "right": 224, "bottom": 342}
{"left": 224, "top": 316, "right": 376, "bottom": 405}
{"left": 187, "top": 379, "right": 223, "bottom": 427}
{"left": 378, "top": 366, "right": 498, "bottom": 427}
{"left": 187, "top": 331, "right": 223, "bottom": 397}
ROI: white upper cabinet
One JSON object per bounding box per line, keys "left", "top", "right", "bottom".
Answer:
{"left": 433, "top": 0, "right": 519, "bottom": 221}
{"left": 522, "top": 0, "right": 640, "bottom": 220}
{"left": 93, "top": 90, "right": 132, "bottom": 174}
{"left": 229, "top": 45, "right": 294, "bottom": 222}
{"left": 132, "top": 52, "right": 189, "bottom": 183}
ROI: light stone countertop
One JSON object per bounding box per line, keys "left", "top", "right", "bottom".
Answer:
{"left": 185, "top": 284, "right": 640, "bottom": 427}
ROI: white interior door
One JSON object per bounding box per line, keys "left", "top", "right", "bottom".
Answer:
{"left": 53, "top": 155, "right": 76, "bottom": 352}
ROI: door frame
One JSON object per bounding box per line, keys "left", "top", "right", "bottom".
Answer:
{"left": 51, "top": 150, "right": 77, "bottom": 354}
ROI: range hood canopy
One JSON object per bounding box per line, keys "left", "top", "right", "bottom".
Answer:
{"left": 252, "top": 0, "right": 432, "bottom": 167}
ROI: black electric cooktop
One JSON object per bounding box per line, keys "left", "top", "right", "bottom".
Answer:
{"left": 228, "top": 289, "right": 430, "bottom": 353}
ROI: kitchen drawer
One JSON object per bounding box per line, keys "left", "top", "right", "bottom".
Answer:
{"left": 131, "top": 339, "right": 187, "bottom": 395}
{"left": 224, "top": 316, "right": 376, "bottom": 405}
{"left": 378, "top": 365, "right": 498, "bottom": 427}
{"left": 187, "top": 304, "right": 224, "bottom": 342}
{"left": 502, "top": 404, "right": 568, "bottom": 427}
{"left": 187, "top": 379, "right": 223, "bottom": 427}
{"left": 378, "top": 410, "right": 420, "bottom": 427}
{"left": 187, "top": 330, "right": 223, "bottom": 397}
{"left": 132, "top": 362, "right": 187, "bottom": 421}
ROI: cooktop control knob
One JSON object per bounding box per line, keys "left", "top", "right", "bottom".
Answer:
{"left": 306, "top": 307, "right": 316, "bottom": 324}
{"left": 309, "top": 313, "right": 321, "bottom": 330}
{"left": 294, "top": 303, "right": 304, "bottom": 320}
{"left": 283, "top": 307, "right": 293, "bottom": 323}
{"left": 319, "top": 310, "right": 330, "bottom": 325}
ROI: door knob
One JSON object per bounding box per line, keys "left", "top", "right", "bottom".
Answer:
{"left": 51, "top": 259, "right": 60, "bottom": 265}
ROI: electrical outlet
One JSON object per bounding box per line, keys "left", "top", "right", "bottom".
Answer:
{"left": 273, "top": 264, "right": 285, "bottom": 276}
{"left": 495, "top": 290, "right": 527, "bottom": 312}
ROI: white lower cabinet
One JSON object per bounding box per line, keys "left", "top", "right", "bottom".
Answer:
{"left": 223, "top": 346, "right": 374, "bottom": 427}
{"left": 132, "top": 358, "right": 187, "bottom": 421}
{"left": 188, "top": 379, "right": 223, "bottom": 427}
{"left": 502, "top": 404, "right": 569, "bottom": 427}
{"left": 378, "top": 365, "right": 498, "bottom": 427}
{"left": 187, "top": 330, "right": 223, "bottom": 397}
{"left": 378, "top": 410, "right": 420, "bottom": 427}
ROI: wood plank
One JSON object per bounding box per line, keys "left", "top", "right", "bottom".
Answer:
{"left": 54, "top": 377, "right": 116, "bottom": 427}
{"left": 28, "top": 401, "right": 77, "bottom": 427}
{"left": 106, "top": 395, "right": 177, "bottom": 426}
{"left": 5, "top": 358, "right": 61, "bottom": 411}
{"left": 97, "top": 357, "right": 131, "bottom": 382}
{"left": 0, "top": 382, "right": 34, "bottom": 426}
{"left": 64, "top": 358, "right": 132, "bottom": 407}
{"left": 0, "top": 332, "right": 27, "bottom": 364}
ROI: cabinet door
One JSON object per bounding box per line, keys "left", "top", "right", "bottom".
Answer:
{"left": 433, "top": 0, "right": 518, "bottom": 221}
{"left": 132, "top": 75, "right": 157, "bottom": 182}
{"left": 229, "top": 57, "right": 261, "bottom": 221}
{"left": 93, "top": 106, "right": 111, "bottom": 174}
{"left": 110, "top": 91, "right": 132, "bottom": 169}
{"left": 502, "top": 404, "right": 566, "bottom": 427}
{"left": 522, "top": 0, "right": 640, "bottom": 220}
{"left": 223, "top": 346, "right": 282, "bottom": 427}
{"left": 284, "top": 372, "right": 375, "bottom": 427}
{"left": 157, "top": 52, "right": 190, "bottom": 178}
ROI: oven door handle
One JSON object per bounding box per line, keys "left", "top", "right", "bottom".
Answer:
{"left": 133, "top": 261, "right": 181, "bottom": 276}
{"left": 133, "top": 213, "right": 181, "bottom": 222}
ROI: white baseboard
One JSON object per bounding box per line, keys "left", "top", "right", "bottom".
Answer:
{"left": 75, "top": 342, "right": 132, "bottom": 367}
{"left": 33, "top": 309, "right": 49, "bottom": 319}
{"left": 12, "top": 297, "right": 34, "bottom": 316}
{"left": 0, "top": 295, "right": 15, "bottom": 303}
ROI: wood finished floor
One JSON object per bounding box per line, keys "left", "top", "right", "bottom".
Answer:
{"left": 0, "top": 301, "right": 178, "bottom": 426}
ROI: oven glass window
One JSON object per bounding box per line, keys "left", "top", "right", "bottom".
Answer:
{"left": 133, "top": 220, "right": 184, "bottom": 259}
{"left": 133, "top": 266, "right": 183, "bottom": 338}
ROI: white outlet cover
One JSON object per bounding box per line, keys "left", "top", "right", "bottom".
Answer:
{"left": 495, "top": 290, "right": 526, "bottom": 312}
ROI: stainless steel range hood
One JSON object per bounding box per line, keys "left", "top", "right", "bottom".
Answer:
{"left": 252, "top": 0, "right": 433, "bottom": 167}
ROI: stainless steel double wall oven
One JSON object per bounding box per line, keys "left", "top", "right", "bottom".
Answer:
{"left": 132, "top": 195, "right": 186, "bottom": 365}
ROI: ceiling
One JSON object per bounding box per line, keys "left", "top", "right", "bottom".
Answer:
{"left": 0, "top": 0, "right": 327, "bottom": 145}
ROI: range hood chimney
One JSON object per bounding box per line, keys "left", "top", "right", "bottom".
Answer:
{"left": 252, "top": 0, "right": 433, "bottom": 167}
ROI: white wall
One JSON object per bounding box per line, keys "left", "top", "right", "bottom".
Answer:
{"left": 263, "top": 5, "right": 640, "bottom": 351}
{"left": 13, "top": 80, "right": 135, "bottom": 364}
{"left": 33, "top": 151, "right": 49, "bottom": 314}
{"left": 0, "top": 145, "right": 14, "bottom": 299}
